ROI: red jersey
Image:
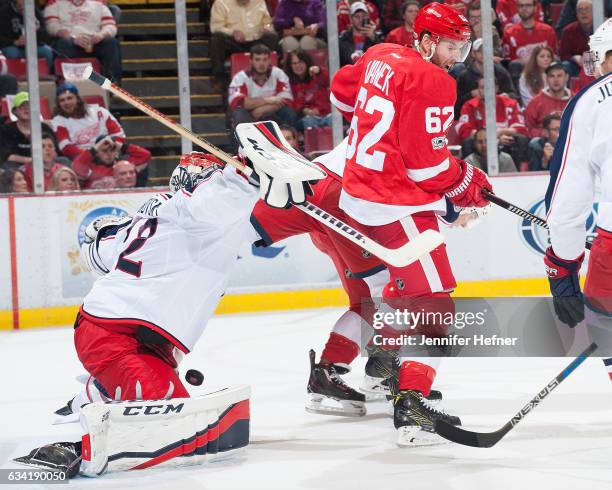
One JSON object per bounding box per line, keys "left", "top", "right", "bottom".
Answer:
{"left": 502, "top": 21, "right": 558, "bottom": 61}
{"left": 496, "top": 0, "right": 544, "bottom": 32}
{"left": 524, "top": 87, "right": 570, "bottom": 138}
{"left": 454, "top": 94, "right": 527, "bottom": 141}
{"left": 385, "top": 26, "right": 414, "bottom": 47}
{"left": 291, "top": 67, "right": 331, "bottom": 116}
{"left": 330, "top": 44, "right": 462, "bottom": 225}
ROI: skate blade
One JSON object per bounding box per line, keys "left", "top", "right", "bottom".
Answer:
{"left": 305, "top": 394, "right": 366, "bottom": 417}
{"left": 396, "top": 426, "right": 450, "bottom": 447}
{"left": 359, "top": 376, "right": 390, "bottom": 400}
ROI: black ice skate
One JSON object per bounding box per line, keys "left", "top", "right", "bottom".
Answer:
{"left": 393, "top": 389, "right": 461, "bottom": 446}
{"left": 360, "top": 345, "right": 443, "bottom": 406}
{"left": 13, "top": 441, "right": 82, "bottom": 478}
{"left": 306, "top": 349, "right": 366, "bottom": 417}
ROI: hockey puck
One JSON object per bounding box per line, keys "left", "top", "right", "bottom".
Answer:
{"left": 185, "top": 369, "right": 204, "bottom": 386}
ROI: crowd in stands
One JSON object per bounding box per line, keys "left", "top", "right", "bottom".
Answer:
{"left": 214, "top": 0, "right": 609, "bottom": 170}
{"left": 0, "top": 0, "right": 149, "bottom": 194}
{"left": 2, "top": 0, "right": 610, "bottom": 194}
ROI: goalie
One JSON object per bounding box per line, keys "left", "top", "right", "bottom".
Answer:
{"left": 15, "top": 130, "right": 325, "bottom": 478}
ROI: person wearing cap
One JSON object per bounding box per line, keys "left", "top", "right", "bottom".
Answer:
{"left": 51, "top": 83, "right": 125, "bottom": 160}
{"left": 273, "top": 0, "right": 327, "bottom": 54}
{"left": 524, "top": 62, "right": 571, "bottom": 138}
{"left": 337, "top": 0, "right": 379, "bottom": 35}
{"left": 339, "top": 1, "right": 383, "bottom": 66}
{"left": 455, "top": 37, "right": 516, "bottom": 114}
{"left": 43, "top": 0, "right": 122, "bottom": 83}
{"left": 0, "top": 91, "right": 54, "bottom": 169}
{"left": 71, "top": 133, "right": 150, "bottom": 189}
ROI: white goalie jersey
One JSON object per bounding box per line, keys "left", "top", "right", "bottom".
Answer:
{"left": 81, "top": 166, "right": 259, "bottom": 353}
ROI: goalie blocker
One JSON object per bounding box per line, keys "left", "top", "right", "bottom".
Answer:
{"left": 15, "top": 386, "right": 250, "bottom": 477}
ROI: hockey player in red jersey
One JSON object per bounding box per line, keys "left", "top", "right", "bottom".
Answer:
{"left": 329, "top": 3, "right": 492, "bottom": 445}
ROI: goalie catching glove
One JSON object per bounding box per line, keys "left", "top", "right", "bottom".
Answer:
{"left": 235, "top": 121, "right": 326, "bottom": 208}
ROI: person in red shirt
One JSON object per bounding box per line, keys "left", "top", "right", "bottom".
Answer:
{"left": 338, "top": 2, "right": 384, "bottom": 66}
{"left": 455, "top": 76, "right": 529, "bottom": 167}
{"left": 330, "top": 3, "right": 492, "bottom": 445}
{"left": 21, "top": 134, "right": 71, "bottom": 191}
{"left": 559, "top": 0, "right": 593, "bottom": 76}
{"left": 71, "top": 134, "right": 151, "bottom": 189}
{"left": 524, "top": 62, "right": 571, "bottom": 137}
{"left": 496, "top": 0, "right": 544, "bottom": 32}
{"left": 502, "top": 0, "right": 557, "bottom": 85}
{"left": 385, "top": 0, "right": 419, "bottom": 46}
{"left": 284, "top": 49, "right": 331, "bottom": 130}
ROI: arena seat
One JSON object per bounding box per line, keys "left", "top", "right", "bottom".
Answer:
{"left": 5, "top": 58, "right": 51, "bottom": 81}
{"left": 303, "top": 126, "right": 333, "bottom": 158}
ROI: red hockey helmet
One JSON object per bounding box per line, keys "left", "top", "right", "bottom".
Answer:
{"left": 414, "top": 2, "right": 472, "bottom": 61}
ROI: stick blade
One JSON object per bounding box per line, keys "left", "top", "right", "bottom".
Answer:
{"left": 434, "top": 420, "right": 501, "bottom": 448}
{"left": 383, "top": 229, "right": 444, "bottom": 267}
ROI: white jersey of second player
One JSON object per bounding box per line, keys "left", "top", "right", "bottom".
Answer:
{"left": 545, "top": 72, "right": 612, "bottom": 260}
{"left": 81, "top": 166, "right": 259, "bottom": 353}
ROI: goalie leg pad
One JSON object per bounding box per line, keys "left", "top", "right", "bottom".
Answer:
{"left": 74, "top": 318, "right": 190, "bottom": 401}
{"left": 79, "top": 385, "right": 251, "bottom": 477}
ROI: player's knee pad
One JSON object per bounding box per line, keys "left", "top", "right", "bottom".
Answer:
{"left": 78, "top": 385, "right": 251, "bottom": 477}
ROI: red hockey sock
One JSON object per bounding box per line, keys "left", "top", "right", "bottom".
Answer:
{"left": 321, "top": 332, "right": 360, "bottom": 365}
{"left": 398, "top": 361, "right": 436, "bottom": 397}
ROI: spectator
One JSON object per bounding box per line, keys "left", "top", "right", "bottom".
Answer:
{"left": 228, "top": 44, "right": 297, "bottom": 132}
{"left": 524, "top": 62, "right": 570, "bottom": 137}
{"left": 465, "top": 128, "right": 518, "bottom": 173}
{"left": 455, "top": 38, "right": 516, "bottom": 116}
{"left": 209, "top": 0, "right": 278, "bottom": 88}
{"left": 0, "top": 92, "right": 54, "bottom": 169}
{"left": 52, "top": 83, "right": 125, "bottom": 160}
{"left": 339, "top": 2, "right": 384, "bottom": 66}
{"left": 273, "top": 0, "right": 326, "bottom": 53}
{"left": 502, "top": 0, "right": 557, "bottom": 84}
{"left": 496, "top": 0, "right": 545, "bottom": 32}
{"left": 284, "top": 50, "right": 331, "bottom": 131}
{"left": 48, "top": 166, "right": 80, "bottom": 192}
{"left": 44, "top": 0, "right": 122, "bottom": 83}
{"left": 554, "top": 0, "right": 610, "bottom": 36}
{"left": 455, "top": 77, "right": 529, "bottom": 166}
{"left": 337, "top": 0, "right": 379, "bottom": 35}
{"left": 518, "top": 44, "right": 554, "bottom": 107}
{"left": 0, "top": 0, "right": 54, "bottom": 72}
{"left": 0, "top": 168, "right": 28, "bottom": 193}
{"left": 381, "top": 0, "right": 403, "bottom": 34}
{"left": 0, "top": 51, "right": 18, "bottom": 98}
{"left": 112, "top": 160, "right": 137, "bottom": 189}
{"left": 71, "top": 134, "right": 150, "bottom": 189}
{"left": 528, "top": 112, "right": 560, "bottom": 171}
{"left": 280, "top": 124, "right": 300, "bottom": 150}
{"left": 559, "top": 0, "right": 593, "bottom": 76}
{"left": 21, "top": 134, "right": 71, "bottom": 191}
{"left": 385, "top": 1, "right": 419, "bottom": 46}
{"left": 467, "top": 2, "right": 504, "bottom": 61}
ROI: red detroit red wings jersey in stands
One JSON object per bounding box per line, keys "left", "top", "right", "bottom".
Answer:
{"left": 502, "top": 21, "right": 557, "bottom": 61}
{"left": 455, "top": 94, "right": 527, "bottom": 140}
{"left": 228, "top": 67, "right": 293, "bottom": 110}
{"left": 330, "top": 44, "right": 462, "bottom": 226}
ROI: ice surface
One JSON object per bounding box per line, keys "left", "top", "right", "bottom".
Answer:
{"left": 1, "top": 308, "right": 612, "bottom": 490}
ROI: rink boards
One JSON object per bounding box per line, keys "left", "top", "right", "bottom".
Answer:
{"left": 0, "top": 172, "right": 594, "bottom": 329}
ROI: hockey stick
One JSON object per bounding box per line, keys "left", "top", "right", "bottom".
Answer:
{"left": 83, "top": 68, "right": 443, "bottom": 267}
{"left": 482, "top": 189, "right": 592, "bottom": 250}
{"left": 434, "top": 341, "right": 598, "bottom": 448}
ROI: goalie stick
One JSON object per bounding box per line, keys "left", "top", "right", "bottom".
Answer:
{"left": 434, "top": 342, "right": 598, "bottom": 448}
{"left": 482, "top": 189, "right": 592, "bottom": 250}
{"left": 83, "top": 68, "right": 444, "bottom": 267}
